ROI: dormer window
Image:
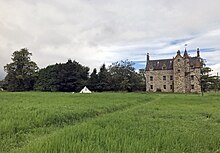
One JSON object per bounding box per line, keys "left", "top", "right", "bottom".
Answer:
{"left": 162, "top": 64, "right": 166, "bottom": 70}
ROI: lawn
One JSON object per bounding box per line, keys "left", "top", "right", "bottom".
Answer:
{"left": 0, "top": 92, "right": 220, "bottom": 153}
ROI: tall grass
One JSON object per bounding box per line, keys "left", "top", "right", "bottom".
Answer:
{"left": 1, "top": 92, "right": 220, "bottom": 153}
{"left": 0, "top": 92, "right": 152, "bottom": 153}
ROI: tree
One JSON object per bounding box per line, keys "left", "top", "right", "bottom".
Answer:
{"left": 97, "top": 64, "right": 111, "bottom": 91}
{"left": 0, "top": 80, "right": 7, "bottom": 90}
{"left": 34, "top": 64, "right": 60, "bottom": 91}
{"left": 109, "top": 60, "right": 145, "bottom": 91}
{"left": 201, "top": 66, "right": 212, "bottom": 92}
{"left": 4, "top": 48, "right": 39, "bottom": 91}
{"left": 88, "top": 68, "right": 99, "bottom": 91}
{"left": 34, "top": 60, "right": 89, "bottom": 92}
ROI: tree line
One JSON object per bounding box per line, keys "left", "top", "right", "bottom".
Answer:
{"left": 0, "top": 48, "right": 145, "bottom": 92}
{"left": 1, "top": 48, "right": 219, "bottom": 92}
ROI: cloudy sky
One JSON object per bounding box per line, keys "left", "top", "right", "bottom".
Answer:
{"left": 1, "top": 0, "right": 220, "bottom": 79}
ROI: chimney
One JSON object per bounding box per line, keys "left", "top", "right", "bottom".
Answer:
{"left": 177, "top": 50, "right": 181, "bottom": 56}
{"left": 147, "top": 53, "right": 149, "bottom": 62}
{"left": 197, "top": 48, "right": 200, "bottom": 57}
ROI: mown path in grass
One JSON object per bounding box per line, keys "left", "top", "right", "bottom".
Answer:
{"left": 0, "top": 92, "right": 154, "bottom": 153}
{"left": 14, "top": 93, "right": 220, "bottom": 153}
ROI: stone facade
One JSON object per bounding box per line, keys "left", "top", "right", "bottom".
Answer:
{"left": 146, "top": 70, "right": 173, "bottom": 92}
{"left": 146, "top": 49, "right": 202, "bottom": 93}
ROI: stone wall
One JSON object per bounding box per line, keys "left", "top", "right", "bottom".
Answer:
{"left": 146, "top": 70, "right": 173, "bottom": 92}
{"left": 190, "top": 68, "right": 201, "bottom": 93}
{"left": 184, "top": 57, "right": 191, "bottom": 93}
{"left": 173, "top": 55, "right": 185, "bottom": 93}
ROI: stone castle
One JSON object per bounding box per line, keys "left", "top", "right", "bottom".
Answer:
{"left": 146, "top": 49, "right": 202, "bottom": 93}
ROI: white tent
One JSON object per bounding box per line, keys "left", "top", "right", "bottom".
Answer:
{"left": 80, "top": 86, "right": 92, "bottom": 93}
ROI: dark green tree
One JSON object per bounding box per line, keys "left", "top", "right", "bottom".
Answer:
{"left": 201, "top": 66, "right": 212, "bottom": 92}
{"left": 88, "top": 68, "right": 99, "bottom": 91}
{"left": 0, "top": 79, "right": 7, "bottom": 90}
{"left": 109, "top": 60, "right": 145, "bottom": 91}
{"left": 34, "top": 64, "right": 60, "bottom": 91}
{"left": 97, "top": 64, "right": 111, "bottom": 91}
{"left": 35, "top": 60, "right": 89, "bottom": 92}
{"left": 4, "top": 48, "right": 39, "bottom": 91}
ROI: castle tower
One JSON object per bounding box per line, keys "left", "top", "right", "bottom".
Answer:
{"left": 183, "top": 49, "right": 191, "bottom": 92}
{"left": 189, "top": 48, "right": 202, "bottom": 93}
{"left": 173, "top": 50, "right": 185, "bottom": 93}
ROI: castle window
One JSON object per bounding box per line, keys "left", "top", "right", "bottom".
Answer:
{"left": 163, "top": 85, "right": 166, "bottom": 89}
{"left": 170, "top": 75, "right": 173, "bottom": 80}
{"left": 178, "top": 59, "right": 180, "bottom": 62}
{"left": 178, "top": 69, "right": 180, "bottom": 73}
{"left": 150, "top": 85, "right": 153, "bottom": 89}
{"left": 163, "top": 76, "right": 166, "bottom": 80}
{"left": 150, "top": 76, "right": 153, "bottom": 81}
{"left": 191, "top": 75, "right": 194, "bottom": 80}
{"left": 170, "top": 85, "right": 173, "bottom": 90}
{"left": 191, "top": 85, "right": 194, "bottom": 90}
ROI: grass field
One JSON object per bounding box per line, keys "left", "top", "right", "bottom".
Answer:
{"left": 0, "top": 92, "right": 220, "bottom": 153}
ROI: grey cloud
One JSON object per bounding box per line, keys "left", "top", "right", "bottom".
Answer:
{"left": 1, "top": 0, "right": 220, "bottom": 80}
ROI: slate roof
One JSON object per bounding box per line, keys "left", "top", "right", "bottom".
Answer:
{"left": 146, "top": 56, "right": 202, "bottom": 71}
{"left": 146, "top": 59, "right": 173, "bottom": 70}
{"left": 189, "top": 57, "right": 202, "bottom": 68}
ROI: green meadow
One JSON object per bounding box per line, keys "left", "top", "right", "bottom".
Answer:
{"left": 0, "top": 92, "right": 220, "bottom": 153}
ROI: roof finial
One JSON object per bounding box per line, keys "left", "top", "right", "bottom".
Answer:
{"left": 184, "top": 44, "right": 187, "bottom": 50}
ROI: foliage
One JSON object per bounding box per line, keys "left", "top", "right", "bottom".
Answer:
{"left": 201, "top": 66, "right": 220, "bottom": 92}
{"left": 87, "top": 61, "right": 145, "bottom": 92}
{"left": 3, "top": 48, "right": 145, "bottom": 92}
{"left": 0, "top": 92, "right": 220, "bottom": 153}
{"left": 34, "top": 60, "right": 89, "bottom": 92}
{"left": 97, "top": 64, "right": 111, "bottom": 91}
{"left": 109, "top": 60, "right": 145, "bottom": 91}
{"left": 0, "top": 80, "right": 7, "bottom": 90}
{"left": 4, "top": 48, "right": 39, "bottom": 91}
{"left": 87, "top": 68, "right": 99, "bottom": 91}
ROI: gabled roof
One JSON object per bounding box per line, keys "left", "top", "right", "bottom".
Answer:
{"left": 189, "top": 57, "right": 202, "bottom": 68}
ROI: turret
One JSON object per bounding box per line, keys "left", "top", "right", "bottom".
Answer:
{"left": 177, "top": 50, "right": 181, "bottom": 56}
{"left": 183, "top": 49, "right": 189, "bottom": 58}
